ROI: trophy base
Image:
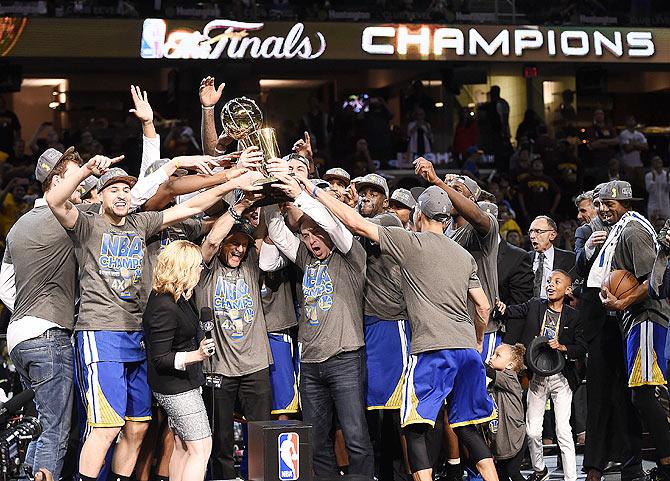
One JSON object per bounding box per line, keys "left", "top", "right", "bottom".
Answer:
{"left": 252, "top": 176, "right": 292, "bottom": 207}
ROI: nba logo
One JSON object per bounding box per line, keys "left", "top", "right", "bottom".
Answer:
{"left": 278, "top": 432, "right": 299, "bottom": 480}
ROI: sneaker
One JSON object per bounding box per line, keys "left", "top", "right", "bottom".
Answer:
{"left": 526, "top": 468, "right": 549, "bottom": 481}
{"left": 446, "top": 463, "right": 464, "bottom": 481}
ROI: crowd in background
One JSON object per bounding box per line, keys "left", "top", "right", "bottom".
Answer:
{"left": 2, "top": 0, "right": 670, "bottom": 25}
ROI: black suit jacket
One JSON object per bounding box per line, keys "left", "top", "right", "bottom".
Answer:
{"left": 498, "top": 238, "right": 534, "bottom": 305}
{"left": 503, "top": 297, "right": 586, "bottom": 390}
{"left": 528, "top": 247, "right": 576, "bottom": 277}
{"left": 574, "top": 222, "right": 610, "bottom": 341}
{"left": 142, "top": 291, "right": 205, "bottom": 395}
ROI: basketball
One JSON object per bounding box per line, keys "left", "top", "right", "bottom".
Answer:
{"left": 603, "top": 270, "right": 639, "bottom": 299}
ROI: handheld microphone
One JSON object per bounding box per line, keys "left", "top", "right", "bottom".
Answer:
{"left": 0, "top": 388, "right": 34, "bottom": 423}
{"left": 200, "top": 307, "right": 214, "bottom": 340}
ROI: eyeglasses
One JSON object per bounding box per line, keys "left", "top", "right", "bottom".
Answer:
{"left": 528, "top": 228, "right": 555, "bottom": 235}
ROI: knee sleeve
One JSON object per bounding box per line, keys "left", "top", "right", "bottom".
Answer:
{"left": 454, "top": 425, "right": 492, "bottom": 465}
{"left": 403, "top": 424, "right": 432, "bottom": 473}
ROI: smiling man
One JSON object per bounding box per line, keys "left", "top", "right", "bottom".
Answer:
{"left": 196, "top": 195, "right": 273, "bottom": 479}
{"left": 589, "top": 180, "right": 670, "bottom": 481}
{"left": 45, "top": 155, "right": 262, "bottom": 481}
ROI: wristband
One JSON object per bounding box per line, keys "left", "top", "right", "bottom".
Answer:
{"left": 228, "top": 205, "right": 243, "bottom": 222}
{"left": 311, "top": 186, "right": 319, "bottom": 198}
{"left": 202, "top": 105, "right": 215, "bottom": 110}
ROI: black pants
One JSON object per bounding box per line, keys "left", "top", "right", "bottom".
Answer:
{"left": 496, "top": 440, "right": 526, "bottom": 481}
{"left": 583, "top": 316, "right": 640, "bottom": 472}
{"left": 367, "top": 409, "right": 410, "bottom": 481}
{"left": 202, "top": 368, "right": 272, "bottom": 479}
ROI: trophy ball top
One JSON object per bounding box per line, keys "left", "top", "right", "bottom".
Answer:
{"left": 220, "top": 97, "right": 264, "bottom": 140}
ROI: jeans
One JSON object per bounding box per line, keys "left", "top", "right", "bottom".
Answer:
{"left": 9, "top": 328, "right": 73, "bottom": 480}
{"left": 202, "top": 368, "right": 272, "bottom": 479}
{"left": 300, "top": 348, "right": 374, "bottom": 476}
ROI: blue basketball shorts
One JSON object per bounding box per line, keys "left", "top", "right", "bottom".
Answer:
{"left": 626, "top": 320, "right": 668, "bottom": 388}
{"left": 268, "top": 332, "right": 299, "bottom": 414}
{"left": 75, "top": 331, "right": 151, "bottom": 427}
{"left": 364, "top": 316, "right": 410, "bottom": 410}
{"left": 401, "top": 348, "right": 496, "bottom": 428}
{"left": 481, "top": 330, "right": 502, "bottom": 363}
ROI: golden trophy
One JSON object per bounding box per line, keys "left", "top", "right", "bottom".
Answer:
{"left": 221, "top": 97, "right": 289, "bottom": 205}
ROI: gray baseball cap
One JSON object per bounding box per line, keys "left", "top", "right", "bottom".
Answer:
{"left": 478, "top": 201, "right": 499, "bottom": 218}
{"left": 449, "top": 175, "right": 481, "bottom": 201}
{"left": 97, "top": 167, "right": 137, "bottom": 192}
{"left": 351, "top": 176, "right": 364, "bottom": 185}
{"left": 313, "top": 179, "right": 331, "bottom": 190}
{"left": 356, "top": 173, "right": 389, "bottom": 198}
{"left": 592, "top": 182, "right": 607, "bottom": 200}
{"left": 282, "top": 153, "right": 310, "bottom": 170}
{"left": 598, "top": 180, "right": 642, "bottom": 202}
{"left": 417, "top": 185, "right": 453, "bottom": 221}
{"left": 79, "top": 176, "right": 98, "bottom": 197}
{"left": 390, "top": 188, "right": 416, "bottom": 209}
{"left": 35, "top": 146, "right": 75, "bottom": 183}
{"left": 323, "top": 168, "right": 350, "bottom": 185}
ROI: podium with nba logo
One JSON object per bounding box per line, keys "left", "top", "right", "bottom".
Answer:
{"left": 248, "top": 420, "right": 313, "bottom": 481}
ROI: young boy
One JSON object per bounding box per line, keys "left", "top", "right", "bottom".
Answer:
{"left": 486, "top": 343, "right": 527, "bottom": 481}
{"left": 497, "top": 270, "right": 586, "bottom": 481}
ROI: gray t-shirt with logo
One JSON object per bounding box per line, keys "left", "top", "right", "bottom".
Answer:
{"left": 196, "top": 251, "right": 272, "bottom": 377}
{"left": 4, "top": 202, "right": 97, "bottom": 329}
{"left": 294, "top": 241, "right": 366, "bottom": 363}
{"left": 363, "top": 213, "right": 408, "bottom": 321}
{"left": 67, "top": 210, "right": 163, "bottom": 331}
{"left": 450, "top": 213, "right": 499, "bottom": 333}
{"left": 142, "top": 218, "right": 204, "bottom": 307}
{"left": 612, "top": 221, "right": 670, "bottom": 335}
{"left": 378, "top": 226, "right": 481, "bottom": 354}
{"left": 260, "top": 268, "right": 298, "bottom": 332}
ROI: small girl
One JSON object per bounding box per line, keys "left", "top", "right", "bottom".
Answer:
{"left": 486, "top": 343, "right": 527, "bottom": 481}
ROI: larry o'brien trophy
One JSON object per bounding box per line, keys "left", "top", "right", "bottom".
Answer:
{"left": 221, "top": 97, "right": 289, "bottom": 206}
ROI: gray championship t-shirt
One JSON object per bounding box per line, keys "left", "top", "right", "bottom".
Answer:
{"left": 378, "top": 226, "right": 481, "bottom": 354}
{"left": 141, "top": 218, "right": 204, "bottom": 307}
{"left": 612, "top": 221, "right": 670, "bottom": 335}
{"left": 68, "top": 210, "right": 163, "bottom": 331}
{"left": 295, "top": 241, "right": 366, "bottom": 363}
{"left": 450, "top": 213, "right": 499, "bottom": 333}
{"left": 260, "top": 268, "right": 298, "bottom": 332}
{"left": 196, "top": 250, "right": 272, "bottom": 377}
{"left": 363, "top": 213, "right": 408, "bottom": 321}
{"left": 4, "top": 202, "right": 98, "bottom": 329}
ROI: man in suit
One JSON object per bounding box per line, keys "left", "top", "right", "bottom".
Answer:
{"left": 528, "top": 215, "right": 576, "bottom": 298}
{"left": 574, "top": 187, "right": 639, "bottom": 481}
{"left": 498, "top": 235, "right": 534, "bottom": 305}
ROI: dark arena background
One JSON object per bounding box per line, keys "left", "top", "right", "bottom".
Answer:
{"left": 1, "top": 1, "right": 670, "bottom": 481}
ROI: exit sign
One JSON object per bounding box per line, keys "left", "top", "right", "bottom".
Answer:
{"left": 523, "top": 66, "right": 538, "bottom": 78}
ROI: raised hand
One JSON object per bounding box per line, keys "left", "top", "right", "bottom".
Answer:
{"left": 129, "top": 85, "right": 153, "bottom": 124}
{"left": 413, "top": 157, "right": 439, "bottom": 184}
{"left": 271, "top": 173, "right": 303, "bottom": 200}
{"left": 292, "top": 131, "right": 313, "bottom": 160}
{"left": 234, "top": 170, "right": 265, "bottom": 192}
{"left": 237, "top": 146, "right": 264, "bottom": 170}
{"left": 199, "top": 76, "right": 225, "bottom": 108}
{"left": 86, "top": 155, "right": 124, "bottom": 176}
{"left": 265, "top": 157, "right": 290, "bottom": 177}
{"left": 172, "top": 155, "right": 220, "bottom": 176}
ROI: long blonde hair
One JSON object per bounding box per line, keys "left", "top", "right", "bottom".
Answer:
{"left": 152, "top": 240, "right": 203, "bottom": 302}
